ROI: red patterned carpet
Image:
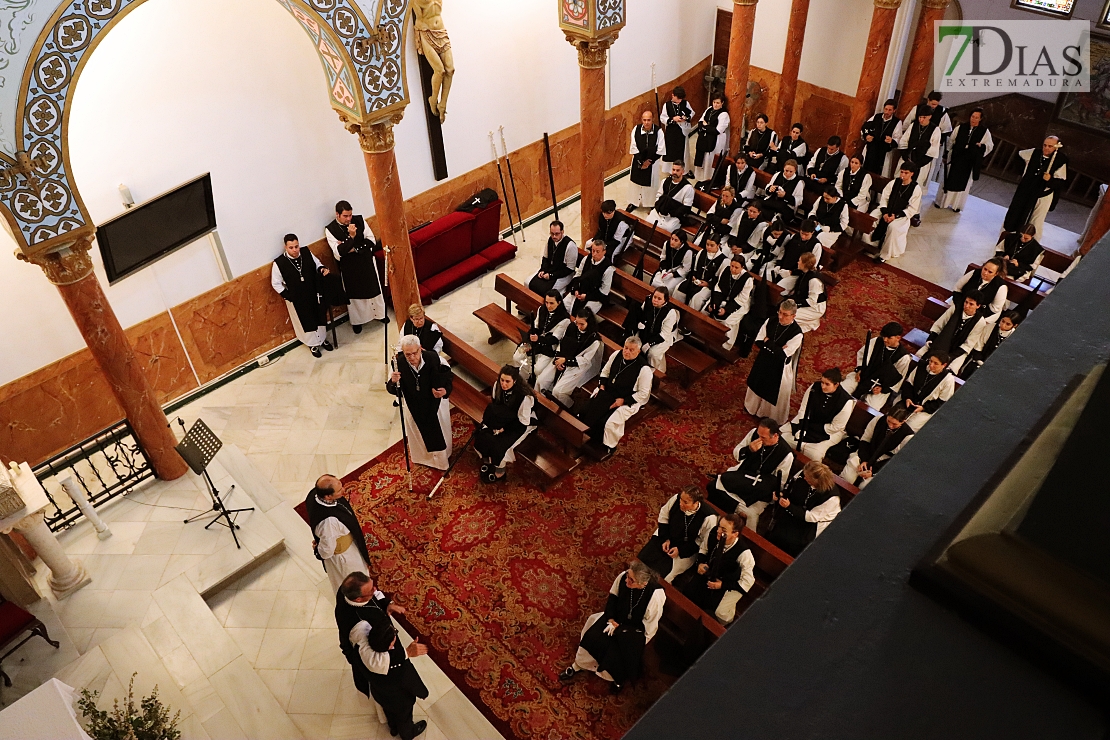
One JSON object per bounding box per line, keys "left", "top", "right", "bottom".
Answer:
{"left": 344, "top": 260, "right": 946, "bottom": 740}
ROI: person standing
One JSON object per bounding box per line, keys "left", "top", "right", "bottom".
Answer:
{"left": 336, "top": 572, "right": 429, "bottom": 740}
{"left": 1003, "top": 136, "right": 1067, "bottom": 240}
{"left": 744, "top": 301, "right": 804, "bottom": 424}
{"left": 387, "top": 335, "right": 453, "bottom": 470}
{"left": 936, "top": 109, "right": 993, "bottom": 212}
{"left": 860, "top": 100, "right": 903, "bottom": 177}
{"left": 693, "top": 94, "right": 731, "bottom": 183}
{"left": 660, "top": 87, "right": 695, "bottom": 175}
{"left": 272, "top": 234, "right": 333, "bottom": 357}
{"left": 628, "top": 112, "right": 665, "bottom": 211}
{"left": 305, "top": 475, "right": 372, "bottom": 594}
{"left": 325, "top": 200, "right": 386, "bottom": 333}
{"left": 897, "top": 110, "right": 941, "bottom": 187}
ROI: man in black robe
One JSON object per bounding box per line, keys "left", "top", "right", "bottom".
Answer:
{"left": 326, "top": 200, "right": 386, "bottom": 333}
{"left": 744, "top": 300, "right": 804, "bottom": 424}
{"left": 680, "top": 513, "right": 755, "bottom": 618}
{"left": 781, "top": 368, "right": 855, "bottom": 462}
{"left": 660, "top": 86, "right": 695, "bottom": 174}
{"left": 387, "top": 335, "right": 454, "bottom": 470}
{"left": 861, "top": 99, "right": 903, "bottom": 177}
{"left": 707, "top": 418, "right": 793, "bottom": 529}
{"left": 528, "top": 221, "right": 577, "bottom": 296}
{"left": 577, "top": 336, "right": 654, "bottom": 458}
{"left": 305, "top": 474, "right": 372, "bottom": 594}
{"left": 271, "top": 234, "right": 332, "bottom": 357}
{"left": 595, "top": 200, "right": 633, "bottom": 258}
{"left": 1003, "top": 136, "right": 1067, "bottom": 239}
{"left": 336, "top": 572, "right": 428, "bottom": 739}
{"left": 638, "top": 485, "right": 714, "bottom": 581}
{"left": 806, "top": 136, "right": 847, "bottom": 192}
{"left": 841, "top": 406, "right": 915, "bottom": 487}
{"left": 559, "top": 561, "right": 665, "bottom": 694}
{"left": 629, "top": 111, "right": 665, "bottom": 210}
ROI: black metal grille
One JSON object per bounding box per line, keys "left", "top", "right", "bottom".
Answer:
{"left": 33, "top": 420, "right": 155, "bottom": 532}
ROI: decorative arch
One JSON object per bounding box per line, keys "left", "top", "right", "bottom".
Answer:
{"left": 0, "top": 0, "right": 410, "bottom": 258}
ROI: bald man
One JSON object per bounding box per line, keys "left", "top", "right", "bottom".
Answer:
{"left": 304, "top": 474, "right": 372, "bottom": 593}
{"left": 1004, "top": 136, "right": 1068, "bottom": 240}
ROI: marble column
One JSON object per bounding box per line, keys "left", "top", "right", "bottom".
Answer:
{"left": 1079, "top": 189, "right": 1110, "bottom": 256}
{"left": 775, "top": 0, "right": 812, "bottom": 134}
{"left": 18, "top": 239, "right": 187, "bottom": 481}
{"left": 898, "top": 0, "right": 950, "bottom": 119}
{"left": 570, "top": 37, "right": 613, "bottom": 250}
{"left": 725, "top": 0, "right": 760, "bottom": 154}
{"left": 849, "top": 0, "right": 903, "bottom": 155}
{"left": 347, "top": 115, "right": 422, "bottom": 327}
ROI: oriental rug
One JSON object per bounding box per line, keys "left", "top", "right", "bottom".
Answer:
{"left": 343, "top": 260, "right": 947, "bottom": 740}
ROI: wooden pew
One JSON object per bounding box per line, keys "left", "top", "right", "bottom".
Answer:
{"left": 962, "top": 263, "right": 1043, "bottom": 311}
{"left": 438, "top": 325, "right": 590, "bottom": 487}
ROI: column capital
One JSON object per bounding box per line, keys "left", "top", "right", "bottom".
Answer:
{"left": 564, "top": 33, "right": 616, "bottom": 69}
{"left": 922, "top": 0, "right": 949, "bottom": 8}
{"left": 341, "top": 113, "right": 406, "bottom": 154}
{"left": 16, "top": 235, "right": 94, "bottom": 286}
{"left": 874, "top": 0, "right": 902, "bottom": 8}
{"left": 734, "top": 0, "right": 759, "bottom": 6}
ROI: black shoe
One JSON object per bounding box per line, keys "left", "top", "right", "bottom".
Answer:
{"left": 322, "top": 340, "right": 334, "bottom": 352}
{"left": 610, "top": 681, "right": 624, "bottom": 695}
{"left": 411, "top": 720, "right": 427, "bottom": 738}
{"left": 933, "top": 202, "right": 941, "bottom": 209}
{"left": 479, "top": 463, "right": 491, "bottom": 476}
{"left": 626, "top": 203, "right": 637, "bottom": 212}
{"left": 310, "top": 346, "right": 322, "bottom": 358}
{"left": 389, "top": 726, "right": 398, "bottom": 737}
{"left": 559, "top": 666, "right": 577, "bottom": 682}
{"left": 352, "top": 324, "right": 363, "bottom": 334}
{"left": 599, "top": 446, "right": 615, "bottom": 462}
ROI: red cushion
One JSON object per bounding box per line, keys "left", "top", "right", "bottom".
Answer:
{"left": 479, "top": 240, "right": 517, "bottom": 270}
{"left": 411, "top": 212, "right": 475, "bottom": 280}
{"left": 470, "top": 200, "right": 503, "bottom": 254}
{"left": 0, "top": 601, "right": 35, "bottom": 641}
{"left": 419, "top": 284, "right": 435, "bottom": 305}
{"left": 421, "top": 254, "right": 490, "bottom": 299}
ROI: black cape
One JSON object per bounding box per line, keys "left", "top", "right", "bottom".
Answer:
{"left": 386, "top": 350, "right": 453, "bottom": 452}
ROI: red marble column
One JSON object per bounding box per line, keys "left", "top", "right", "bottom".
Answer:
{"left": 22, "top": 239, "right": 187, "bottom": 480}
{"left": 353, "top": 118, "right": 422, "bottom": 328}
{"left": 775, "top": 0, "right": 812, "bottom": 134}
{"left": 1080, "top": 190, "right": 1110, "bottom": 256}
{"left": 725, "top": 0, "right": 760, "bottom": 154}
{"left": 848, "top": 0, "right": 902, "bottom": 156}
{"left": 898, "top": 0, "right": 949, "bottom": 119}
{"left": 579, "top": 57, "right": 607, "bottom": 249}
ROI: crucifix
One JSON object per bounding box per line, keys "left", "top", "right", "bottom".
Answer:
{"left": 0, "top": 151, "right": 52, "bottom": 196}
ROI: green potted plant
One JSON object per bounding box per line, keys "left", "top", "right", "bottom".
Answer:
{"left": 76, "top": 673, "right": 181, "bottom": 740}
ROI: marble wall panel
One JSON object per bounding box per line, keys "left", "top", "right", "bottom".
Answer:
{"left": 171, "top": 264, "right": 295, "bottom": 384}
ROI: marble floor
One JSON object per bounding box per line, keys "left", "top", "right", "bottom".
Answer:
{"left": 1, "top": 173, "right": 1080, "bottom": 739}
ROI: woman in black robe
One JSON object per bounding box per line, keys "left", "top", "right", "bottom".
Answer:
{"left": 936, "top": 108, "right": 992, "bottom": 212}
{"left": 474, "top": 365, "right": 535, "bottom": 483}
{"left": 994, "top": 224, "right": 1044, "bottom": 281}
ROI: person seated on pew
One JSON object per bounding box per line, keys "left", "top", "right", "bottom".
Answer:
{"left": 535, "top": 308, "right": 604, "bottom": 408}
{"left": 840, "top": 406, "right": 914, "bottom": 488}
{"left": 959, "top": 310, "right": 1021, "bottom": 381}
{"left": 952, "top": 258, "right": 1008, "bottom": 319}
{"left": 767, "top": 123, "right": 807, "bottom": 174}
{"left": 742, "top": 113, "right": 778, "bottom": 170}
{"left": 707, "top": 417, "right": 794, "bottom": 530}
{"left": 680, "top": 513, "right": 755, "bottom": 625}
{"left": 896, "top": 351, "right": 956, "bottom": 431}
{"left": 704, "top": 255, "right": 754, "bottom": 351}
{"left": 651, "top": 230, "right": 694, "bottom": 294}
{"left": 781, "top": 368, "right": 854, "bottom": 462}
{"left": 994, "top": 224, "right": 1043, "bottom": 282}
{"left": 558, "top": 561, "right": 665, "bottom": 695}
{"left": 638, "top": 485, "right": 716, "bottom": 582}
{"left": 762, "top": 159, "right": 805, "bottom": 224}
{"left": 528, "top": 220, "right": 577, "bottom": 296}
{"left": 764, "top": 461, "right": 840, "bottom": 557}
{"left": 693, "top": 93, "right": 731, "bottom": 183}
{"left": 676, "top": 233, "right": 730, "bottom": 311}
{"left": 648, "top": 162, "right": 695, "bottom": 235}
{"left": 512, "top": 290, "right": 570, "bottom": 381}
{"left": 745, "top": 300, "right": 804, "bottom": 424}
{"left": 595, "top": 200, "right": 634, "bottom": 259}
{"left": 842, "top": 322, "right": 911, "bottom": 410}
{"left": 809, "top": 185, "right": 850, "bottom": 251}
{"left": 836, "top": 154, "right": 873, "bottom": 213}
{"left": 805, "top": 136, "right": 848, "bottom": 192}
{"left": 708, "top": 154, "right": 757, "bottom": 203}
{"left": 564, "top": 239, "right": 614, "bottom": 316}
{"left": 918, "top": 291, "right": 990, "bottom": 376}
{"left": 778, "top": 252, "right": 827, "bottom": 333}
{"left": 732, "top": 200, "right": 768, "bottom": 257}
{"left": 703, "top": 186, "right": 745, "bottom": 237}
{"left": 474, "top": 365, "right": 536, "bottom": 484}
{"left": 864, "top": 162, "right": 922, "bottom": 263}
{"left": 576, "top": 336, "right": 654, "bottom": 460}
{"left": 401, "top": 304, "right": 443, "bottom": 354}
{"left": 897, "top": 109, "right": 941, "bottom": 187}
{"left": 624, "top": 286, "right": 681, "bottom": 373}
{"left": 628, "top": 111, "right": 665, "bottom": 211}
{"left": 747, "top": 217, "right": 791, "bottom": 275}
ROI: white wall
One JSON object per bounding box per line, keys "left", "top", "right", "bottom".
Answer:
{"left": 0, "top": 0, "right": 722, "bottom": 387}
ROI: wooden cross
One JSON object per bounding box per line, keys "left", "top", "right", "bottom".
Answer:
{"left": 0, "top": 151, "right": 53, "bottom": 197}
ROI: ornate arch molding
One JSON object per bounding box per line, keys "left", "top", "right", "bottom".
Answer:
{"left": 0, "top": 0, "right": 410, "bottom": 260}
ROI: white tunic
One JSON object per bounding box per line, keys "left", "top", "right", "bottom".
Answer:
{"left": 841, "top": 415, "right": 915, "bottom": 485}
{"left": 399, "top": 355, "right": 453, "bottom": 470}
{"left": 841, "top": 338, "right": 912, "bottom": 410}
{"left": 271, "top": 254, "right": 328, "bottom": 348}
{"left": 744, "top": 321, "right": 804, "bottom": 424}
{"left": 648, "top": 179, "right": 695, "bottom": 235}
{"left": 918, "top": 304, "right": 991, "bottom": 374}
{"left": 595, "top": 352, "right": 654, "bottom": 449}
{"left": 573, "top": 573, "right": 667, "bottom": 679}
{"left": 326, "top": 224, "right": 386, "bottom": 325}
{"left": 899, "top": 367, "right": 957, "bottom": 431}
{"left": 781, "top": 383, "right": 854, "bottom": 462}
{"left": 953, "top": 270, "right": 1009, "bottom": 319}
{"left": 313, "top": 498, "right": 370, "bottom": 594}
{"left": 937, "top": 125, "right": 994, "bottom": 211}
{"left": 866, "top": 179, "right": 922, "bottom": 261}
{"left": 651, "top": 496, "right": 718, "bottom": 582}
{"left": 836, "top": 167, "right": 873, "bottom": 212}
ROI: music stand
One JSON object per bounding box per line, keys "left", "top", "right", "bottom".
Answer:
{"left": 175, "top": 419, "right": 254, "bottom": 549}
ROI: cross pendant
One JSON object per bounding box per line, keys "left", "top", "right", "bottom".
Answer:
{"left": 744, "top": 473, "right": 762, "bottom": 486}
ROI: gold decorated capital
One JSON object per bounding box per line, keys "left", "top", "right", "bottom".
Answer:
{"left": 734, "top": 0, "right": 759, "bottom": 6}
{"left": 565, "top": 33, "right": 616, "bottom": 69}
{"left": 874, "top": 0, "right": 901, "bottom": 8}
{"left": 922, "top": 0, "right": 949, "bottom": 8}
{"left": 17, "top": 236, "right": 94, "bottom": 286}
{"left": 340, "top": 112, "right": 406, "bottom": 154}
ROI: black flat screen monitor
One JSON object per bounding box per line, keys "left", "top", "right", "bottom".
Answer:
{"left": 96, "top": 173, "right": 217, "bottom": 284}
